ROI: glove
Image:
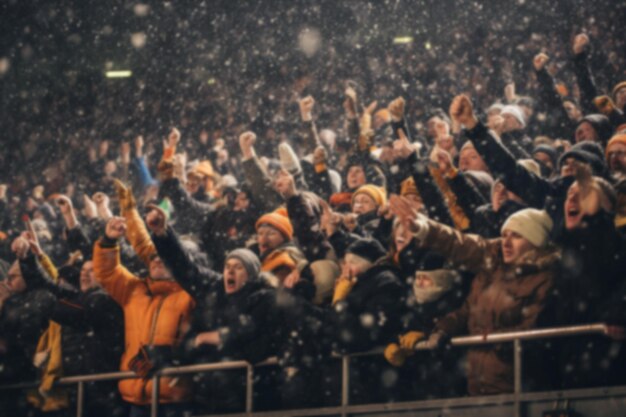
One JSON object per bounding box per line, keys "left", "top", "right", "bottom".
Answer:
{"left": 332, "top": 277, "right": 356, "bottom": 305}
{"left": 398, "top": 331, "right": 425, "bottom": 350}
{"left": 113, "top": 179, "right": 136, "bottom": 213}
{"left": 384, "top": 343, "right": 410, "bottom": 367}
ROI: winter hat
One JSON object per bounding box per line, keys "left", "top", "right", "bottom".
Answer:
{"left": 576, "top": 114, "right": 613, "bottom": 145}
{"left": 189, "top": 160, "right": 215, "bottom": 179}
{"left": 219, "top": 174, "right": 238, "bottom": 189}
{"left": 501, "top": 208, "right": 553, "bottom": 248}
{"left": 226, "top": 248, "right": 261, "bottom": 280}
{"left": 612, "top": 81, "right": 626, "bottom": 100}
{"left": 606, "top": 133, "right": 626, "bottom": 159}
{"left": 486, "top": 103, "right": 503, "bottom": 115}
{"left": 558, "top": 141, "right": 607, "bottom": 177}
{"left": 58, "top": 265, "right": 81, "bottom": 288}
{"left": 346, "top": 238, "right": 386, "bottom": 264}
{"left": 463, "top": 170, "right": 495, "bottom": 200}
{"left": 146, "top": 198, "right": 172, "bottom": 221}
{"left": 459, "top": 140, "right": 476, "bottom": 154}
{"left": 533, "top": 145, "right": 558, "bottom": 168}
{"left": 352, "top": 184, "right": 387, "bottom": 207}
{"left": 256, "top": 208, "right": 294, "bottom": 241}
{"left": 500, "top": 105, "right": 526, "bottom": 128}
{"left": 278, "top": 142, "right": 302, "bottom": 175}
{"left": 518, "top": 159, "right": 542, "bottom": 178}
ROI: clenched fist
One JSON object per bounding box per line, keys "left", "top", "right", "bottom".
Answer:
{"left": 239, "top": 131, "right": 257, "bottom": 160}
{"left": 387, "top": 97, "right": 405, "bottom": 122}
{"left": 449, "top": 95, "right": 477, "bottom": 129}
{"left": 299, "top": 96, "right": 315, "bottom": 122}
{"left": 573, "top": 33, "right": 589, "bottom": 55}
{"left": 533, "top": 53, "right": 549, "bottom": 71}
{"left": 105, "top": 217, "right": 127, "bottom": 240}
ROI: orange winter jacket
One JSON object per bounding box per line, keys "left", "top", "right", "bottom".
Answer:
{"left": 93, "top": 207, "right": 194, "bottom": 405}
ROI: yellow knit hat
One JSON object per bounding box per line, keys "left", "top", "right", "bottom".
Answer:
{"left": 352, "top": 184, "right": 387, "bottom": 207}
{"left": 256, "top": 208, "right": 294, "bottom": 241}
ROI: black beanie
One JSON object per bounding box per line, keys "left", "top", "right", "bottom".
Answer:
{"left": 558, "top": 141, "right": 608, "bottom": 177}
{"left": 576, "top": 114, "right": 613, "bottom": 145}
{"left": 58, "top": 264, "right": 81, "bottom": 288}
{"left": 346, "top": 238, "right": 386, "bottom": 264}
{"left": 532, "top": 145, "right": 558, "bottom": 168}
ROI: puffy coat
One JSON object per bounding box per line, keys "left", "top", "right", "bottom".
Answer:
{"left": 93, "top": 238, "right": 194, "bottom": 405}
{"left": 421, "top": 220, "right": 559, "bottom": 395}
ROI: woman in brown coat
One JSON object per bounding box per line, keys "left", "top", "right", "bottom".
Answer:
{"left": 387, "top": 195, "right": 559, "bottom": 395}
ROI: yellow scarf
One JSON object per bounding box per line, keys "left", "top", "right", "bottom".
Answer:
{"left": 26, "top": 254, "right": 69, "bottom": 411}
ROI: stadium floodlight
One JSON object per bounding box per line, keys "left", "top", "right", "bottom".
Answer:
{"left": 105, "top": 70, "right": 132, "bottom": 78}
{"left": 393, "top": 36, "right": 413, "bottom": 45}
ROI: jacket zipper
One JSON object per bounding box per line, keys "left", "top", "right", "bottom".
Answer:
{"left": 140, "top": 294, "right": 169, "bottom": 403}
{"left": 148, "top": 295, "right": 169, "bottom": 346}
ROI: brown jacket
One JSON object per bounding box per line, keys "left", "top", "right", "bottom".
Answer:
{"left": 420, "top": 220, "right": 558, "bottom": 395}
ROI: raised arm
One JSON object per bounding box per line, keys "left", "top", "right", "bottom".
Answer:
{"left": 571, "top": 34, "right": 598, "bottom": 114}
{"left": 239, "top": 131, "right": 284, "bottom": 212}
{"left": 450, "top": 95, "right": 552, "bottom": 209}
{"left": 389, "top": 195, "right": 497, "bottom": 274}
{"left": 92, "top": 217, "right": 143, "bottom": 305}
{"left": 113, "top": 179, "right": 157, "bottom": 265}
{"left": 145, "top": 207, "right": 221, "bottom": 298}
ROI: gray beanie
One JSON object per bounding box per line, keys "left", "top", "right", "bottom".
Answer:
{"left": 226, "top": 249, "right": 261, "bottom": 279}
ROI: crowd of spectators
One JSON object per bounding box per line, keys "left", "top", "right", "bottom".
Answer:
{"left": 1, "top": 1, "right": 626, "bottom": 416}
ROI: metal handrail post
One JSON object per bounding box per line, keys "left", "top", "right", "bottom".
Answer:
{"left": 151, "top": 375, "right": 160, "bottom": 417}
{"left": 76, "top": 380, "right": 84, "bottom": 417}
{"left": 246, "top": 364, "right": 254, "bottom": 415}
{"left": 514, "top": 338, "right": 522, "bottom": 417}
{"left": 341, "top": 355, "right": 350, "bottom": 417}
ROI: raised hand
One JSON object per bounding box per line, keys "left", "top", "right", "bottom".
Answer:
{"left": 120, "top": 142, "right": 131, "bottom": 165}
{"left": 387, "top": 97, "right": 406, "bottom": 122}
{"left": 105, "top": 217, "right": 127, "bottom": 240}
{"left": 533, "top": 53, "right": 549, "bottom": 71}
{"left": 113, "top": 179, "right": 136, "bottom": 213}
{"left": 11, "top": 235, "right": 30, "bottom": 259}
{"left": 23, "top": 224, "right": 43, "bottom": 256}
{"left": 449, "top": 94, "right": 477, "bottom": 129}
{"left": 83, "top": 194, "right": 98, "bottom": 220}
{"left": 573, "top": 33, "right": 589, "bottom": 55}
{"left": 299, "top": 95, "right": 315, "bottom": 122}
{"left": 435, "top": 147, "right": 455, "bottom": 174}
{"left": 239, "top": 131, "right": 257, "bottom": 160}
{"left": 92, "top": 192, "right": 113, "bottom": 220}
{"left": 393, "top": 128, "right": 415, "bottom": 160}
{"left": 145, "top": 207, "right": 167, "bottom": 236}
{"left": 168, "top": 127, "right": 181, "bottom": 148}
{"left": 273, "top": 169, "right": 297, "bottom": 199}
{"left": 134, "top": 135, "right": 144, "bottom": 157}
{"left": 389, "top": 194, "right": 428, "bottom": 236}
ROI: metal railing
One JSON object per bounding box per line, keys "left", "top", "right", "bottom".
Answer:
{"left": 0, "top": 323, "right": 619, "bottom": 417}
